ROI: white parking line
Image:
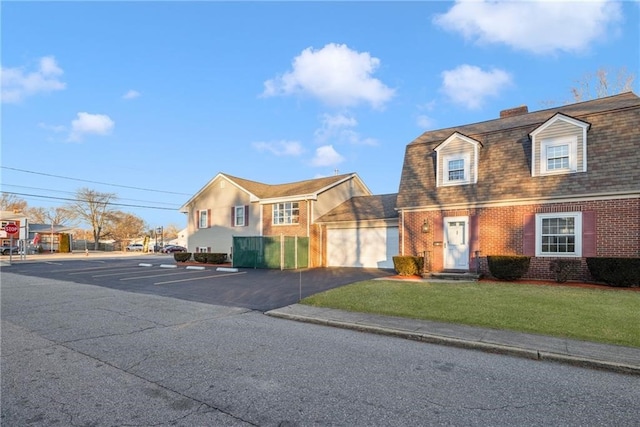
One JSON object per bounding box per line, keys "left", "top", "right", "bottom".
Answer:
{"left": 155, "top": 271, "right": 246, "bottom": 285}
{"left": 65, "top": 266, "right": 142, "bottom": 274}
{"left": 91, "top": 268, "right": 162, "bottom": 278}
{"left": 120, "top": 271, "right": 203, "bottom": 281}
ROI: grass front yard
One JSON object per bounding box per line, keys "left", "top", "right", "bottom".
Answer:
{"left": 300, "top": 280, "right": 640, "bottom": 348}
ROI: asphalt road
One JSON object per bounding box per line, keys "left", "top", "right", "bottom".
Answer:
{"left": 3, "top": 256, "right": 394, "bottom": 311}
{"left": 2, "top": 271, "right": 639, "bottom": 426}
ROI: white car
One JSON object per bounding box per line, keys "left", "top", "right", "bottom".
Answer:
{"left": 126, "top": 243, "right": 144, "bottom": 251}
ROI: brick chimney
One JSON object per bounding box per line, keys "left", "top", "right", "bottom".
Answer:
{"left": 500, "top": 105, "right": 528, "bottom": 118}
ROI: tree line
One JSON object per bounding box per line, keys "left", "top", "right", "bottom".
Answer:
{"left": 1, "top": 188, "right": 180, "bottom": 250}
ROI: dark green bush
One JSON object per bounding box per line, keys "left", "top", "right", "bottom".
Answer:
{"left": 174, "top": 252, "right": 191, "bottom": 262}
{"left": 192, "top": 252, "right": 227, "bottom": 264}
{"left": 205, "top": 253, "right": 227, "bottom": 264}
{"left": 193, "top": 253, "right": 207, "bottom": 263}
{"left": 487, "top": 255, "right": 531, "bottom": 281}
{"left": 549, "top": 259, "right": 581, "bottom": 283}
{"left": 586, "top": 257, "right": 640, "bottom": 288}
{"left": 392, "top": 256, "right": 424, "bottom": 276}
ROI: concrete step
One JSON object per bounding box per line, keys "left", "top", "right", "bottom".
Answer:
{"left": 429, "top": 271, "right": 481, "bottom": 281}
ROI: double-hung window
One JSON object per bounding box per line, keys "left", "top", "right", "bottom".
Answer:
{"left": 442, "top": 153, "right": 470, "bottom": 186}
{"left": 535, "top": 212, "right": 582, "bottom": 257}
{"left": 198, "top": 210, "right": 208, "bottom": 229}
{"left": 540, "top": 136, "right": 577, "bottom": 175}
{"left": 273, "top": 202, "right": 299, "bottom": 225}
{"left": 234, "top": 205, "right": 245, "bottom": 227}
{"left": 448, "top": 159, "right": 465, "bottom": 181}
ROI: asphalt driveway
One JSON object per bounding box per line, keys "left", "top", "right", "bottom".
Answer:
{"left": 3, "top": 257, "right": 395, "bottom": 311}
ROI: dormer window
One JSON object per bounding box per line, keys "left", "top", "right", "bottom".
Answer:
{"left": 530, "top": 114, "right": 589, "bottom": 177}
{"left": 541, "top": 136, "right": 577, "bottom": 174}
{"left": 435, "top": 133, "right": 480, "bottom": 187}
{"left": 443, "top": 154, "right": 471, "bottom": 185}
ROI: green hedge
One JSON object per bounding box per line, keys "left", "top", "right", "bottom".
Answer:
{"left": 174, "top": 252, "right": 192, "bottom": 262}
{"left": 586, "top": 257, "right": 640, "bottom": 288}
{"left": 487, "top": 255, "right": 531, "bottom": 281}
{"left": 392, "top": 256, "right": 424, "bottom": 276}
{"left": 193, "top": 252, "right": 228, "bottom": 264}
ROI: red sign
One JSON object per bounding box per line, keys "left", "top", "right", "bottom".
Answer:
{"left": 4, "top": 224, "right": 18, "bottom": 234}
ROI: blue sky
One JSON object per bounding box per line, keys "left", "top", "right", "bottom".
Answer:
{"left": 2, "top": 1, "right": 638, "bottom": 230}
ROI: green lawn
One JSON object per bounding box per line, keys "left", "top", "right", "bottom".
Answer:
{"left": 301, "top": 280, "right": 640, "bottom": 348}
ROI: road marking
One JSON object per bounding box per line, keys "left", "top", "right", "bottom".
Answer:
{"left": 66, "top": 266, "right": 142, "bottom": 275}
{"left": 155, "top": 271, "right": 246, "bottom": 285}
{"left": 120, "top": 271, "right": 203, "bottom": 281}
{"left": 91, "top": 268, "right": 163, "bottom": 278}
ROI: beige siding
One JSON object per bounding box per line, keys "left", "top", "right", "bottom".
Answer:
{"left": 534, "top": 120, "right": 585, "bottom": 175}
{"left": 437, "top": 137, "right": 476, "bottom": 185}
{"left": 314, "top": 179, "right": 370, "bottom": 220}
{"left": 187, "top": 177, "right": 259, "bottom": 254}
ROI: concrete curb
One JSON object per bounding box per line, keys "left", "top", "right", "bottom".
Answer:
{"left": 266, "top": 310, "right": 640, "bottom": 376}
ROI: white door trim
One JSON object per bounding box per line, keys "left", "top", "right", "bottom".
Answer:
{"left": 443, "top": 216, "right": 469, "bottom": 270}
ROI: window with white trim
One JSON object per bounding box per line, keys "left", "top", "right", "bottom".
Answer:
{"left": 535, "top": 212, "right": 582, "bottom": 257}
{"left": 540, "top": 136, "right": 577, "bottom": 175}
{"left": 234, "top": 205, "right": 245, "bottom": 227}
{"left": 442, "top": 153, "right": 470, "bottom": 186}
{"left": 273, "top": 202, "right": 299, "bottom": 225}
{"left": 198, "top": 210, "right": 208, "bottom": 228}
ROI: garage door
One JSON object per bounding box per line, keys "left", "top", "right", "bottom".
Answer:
{"left": 327, "top": 226, "right": 398, "bottom": 269}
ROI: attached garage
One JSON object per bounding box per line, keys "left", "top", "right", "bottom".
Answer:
{"left": 326, "top": 226, "right": 399, "bottom": 269}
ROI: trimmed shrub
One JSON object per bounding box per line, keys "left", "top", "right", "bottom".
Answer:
{"left": 392, "top": 256, "right": 424, "bottom": 276}
{"left": 487, "top": 255, "right": 531, "bottom": 281}
{"left": 586, "top": 257, "right": 640, "bottom": 288}
{"left": 193, "top": 253, "right": 208, "bottom": 263}
{"left": 549, "top": 259, "right": 581, "bottom": 283}
{"left": 205, "top": 253, "right": 227, "bottom": 264}
{"left": 174, "top": 252, "right": 192, "bottom": 262}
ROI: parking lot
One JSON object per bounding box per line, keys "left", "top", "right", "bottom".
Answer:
{"left": 4, "top": 256, "right": 394, "bottom": 311}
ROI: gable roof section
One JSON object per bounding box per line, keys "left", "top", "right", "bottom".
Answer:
{"left": 529, "top": 113, "right": 591, "bottom": 137}
{"left": 316, "top": 193, "right": 398, "bottom": 223}
{"left": 180, "top": 172, "right": 369, "bottom": 211}
{"left": 397, "top": 91, "right": 640, "bottom": 210}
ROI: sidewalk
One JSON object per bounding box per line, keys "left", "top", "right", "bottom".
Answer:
{"left": 266, "top": 303, "right": 640, "bottom": 375}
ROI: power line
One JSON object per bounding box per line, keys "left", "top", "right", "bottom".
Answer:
{"left": 1, "top": 166, "right": 192, "bottom": 196}
{"left": 2, "top": 191, "right": 182, "bottom": 211}
{"left": 1, "top": 183, "right": 181, "bottom": 207}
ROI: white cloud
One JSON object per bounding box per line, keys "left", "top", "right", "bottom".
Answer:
{"left": 252, "top": 140, "right": 304, "bottom": 156}
{"left": 314, "top": 113, "right": 377, "bottom": 146}
{"left": 1, "top": 56, "right": 66, "bottom": 103}
{"left": 38, "top": 122, "right": 66, "bottom": 133}
{"left": 434, "top": 0, "right": 622, "bottom": 55}
{"left": 68, "top": 112, "right": 115, "bottom": 142}
{"left": 416, "top": 115, "right": 434, "bottom": 129}
{"left": 123, "top": 90, "right": 141, "bottom": 100}
{"left": 441, "top": 65, "right": 512, "bottom": 109}
{"left": 311, "top": 145, "right": 345, "bottom": 167}
{"left": 262, "top": 43, "right": 395, "bottom": 109}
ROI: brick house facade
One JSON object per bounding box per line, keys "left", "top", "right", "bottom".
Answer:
{"left": 397, "top": 92, "right": 640, "bottom": 282}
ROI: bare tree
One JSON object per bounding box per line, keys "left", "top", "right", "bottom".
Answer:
{"left": 27, "top": 206, "right": 75, "bottom": 226}
{"left": 163, "top": 223, "right": 181, "bottom": 240}
{"left": 65, "top": 188, "right": 117, "bottom": 250}
{"left": 103, "top": 211, "right": 147, "bottom": 248}
{"left": 0, "top": 193, "right": 28, "bottom": 212}
{"left": 571, "top": 67, "right": 636, "bottom": 102}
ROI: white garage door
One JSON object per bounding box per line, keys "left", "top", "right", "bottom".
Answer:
{"left": 327, "top": 226, "right": 399, "bottom": 269}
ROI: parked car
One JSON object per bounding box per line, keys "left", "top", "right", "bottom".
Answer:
{"left": 163, "top": 245, "right": 187, "bottom": 253}
{"left": 126, "top": 243, "right": 144, "bottom": 251}
{"left": 0, "top": 245, "right": 19, "bottom": 255}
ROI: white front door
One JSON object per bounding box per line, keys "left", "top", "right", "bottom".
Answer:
{"left": 444, "top": 216, "right": 469, "bottom": 270}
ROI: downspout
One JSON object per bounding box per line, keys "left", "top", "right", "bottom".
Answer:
{"left": 400, "top": 209, "right": 405, "bottom": 256}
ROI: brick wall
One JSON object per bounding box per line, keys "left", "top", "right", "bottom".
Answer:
{"left": 402, "top": 197, "right": 639, "bottom": 281}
